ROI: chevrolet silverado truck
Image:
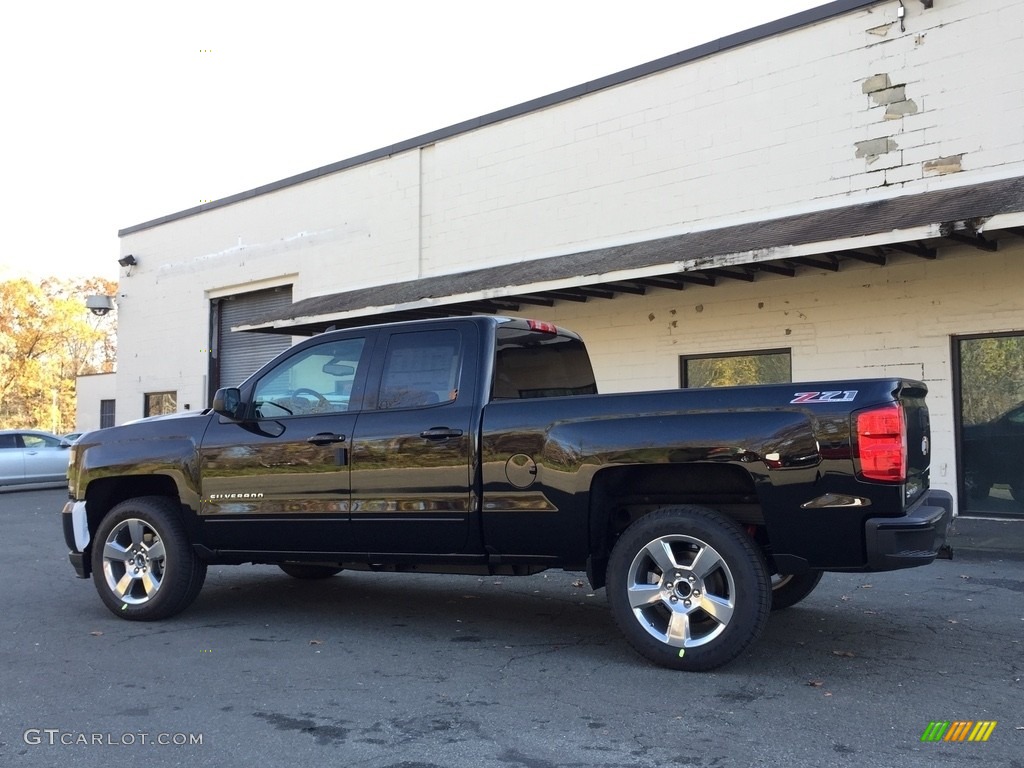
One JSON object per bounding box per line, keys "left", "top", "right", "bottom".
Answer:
{"left": 62, "top": 316, "right": 953, "bottom": 670}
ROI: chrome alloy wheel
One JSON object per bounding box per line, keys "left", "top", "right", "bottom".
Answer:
{"left": 625, "top": 534, "right": 736, "bottom": 649}
{"left": 101, "top": 518, "right": 167, "bottom": 604}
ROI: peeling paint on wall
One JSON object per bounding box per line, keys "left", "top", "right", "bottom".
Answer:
{"left": 855, "top": 137, "right": 899, "bottom": 160}
{"left": 855, "top": 72, "right": 927, "bottom": 176}
{"left": 870, "top": 85, "right": 907, "bottom": 106}
{"left": 885, "top": 99, "right": 919, "bottom": 119}
{"left": 924, "top": 154, "right": 964, "bottom": 175}
{"left": 862, "top": 73, "right": 919, "bottom": 120}
{"left": 861, "top": 74, "right": 892, "bottom": 94}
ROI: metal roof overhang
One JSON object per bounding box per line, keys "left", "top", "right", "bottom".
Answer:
{"left": 237, "top": 176, "right": 1024, "bottom": 336}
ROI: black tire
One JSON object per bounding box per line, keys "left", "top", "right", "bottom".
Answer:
{"left": 278, "top": 564, "right": 343, "bottom": 579}
{"left": 770, "top": 570, "right": 824, "bottom": 611}
{"left": 90, "top": 496, "right": 206, "bottom": 621}
{"left": 606, "top": 505, "right": 771, "bottom": 671}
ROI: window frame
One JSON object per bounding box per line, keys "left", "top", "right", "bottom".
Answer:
{"left": 679, "top": 348, "right": 792, "bottom": 388}
{"left": 491, "top": 326, "right": 598, "bottom": 400}
{"left": 100, "top": 399, "right": 116, "bottom": 429}
{"left": 143, "top": 391, "right": 177, "bottom": 417}
{"left": 249, "top": 334, "right": 371, "bottom": 421}
{"left": 952, "top": 329, "right": 1024, "bottom": 518}
{"left": 372, "top": 328, "right": 464, "bottom": 411}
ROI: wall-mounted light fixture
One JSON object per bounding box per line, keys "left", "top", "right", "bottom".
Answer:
{"left": 118, "top": 255, "right": 137, "bottom": 267}
{"left": 85, "top": 295, "right": 116, "bottom": 316}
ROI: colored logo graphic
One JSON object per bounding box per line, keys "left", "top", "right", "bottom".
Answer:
{"left": 921, "top": 721, "right": 997, "bottom": 742}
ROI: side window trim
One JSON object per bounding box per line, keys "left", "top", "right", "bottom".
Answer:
{"left": 247, "top": 331, "right": 378, "bottom": 420}
{"left": 367, "top": 327, "right": 466, "bottom": 412}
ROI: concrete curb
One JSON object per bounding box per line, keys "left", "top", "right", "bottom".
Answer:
{"left": 946, "top": 516, "right": 1024, "bottom": 562}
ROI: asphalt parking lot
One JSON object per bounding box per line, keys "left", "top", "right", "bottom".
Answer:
{"left": 1, "top": 488, "right": 1021, "bottom": 767}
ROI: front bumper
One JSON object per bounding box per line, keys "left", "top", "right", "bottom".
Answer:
{"left": 864, "top": 489, "right": 954, "bottom": 570}
{"left": 62, "top": 500, "right": 90, "bottom": 579}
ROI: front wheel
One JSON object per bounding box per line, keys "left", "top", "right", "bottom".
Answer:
{"left": 606, "top": 506, "right": 771, "bottom": 671}
{"left": 770, "top": 570, "right": 824, "bottom": 610}
{"left": 91, "top": 496, "right": 206, "bottom": 621}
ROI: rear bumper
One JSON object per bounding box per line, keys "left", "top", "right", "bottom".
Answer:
{"left": 864, "top": 489, "right": 954, "bottom": 570}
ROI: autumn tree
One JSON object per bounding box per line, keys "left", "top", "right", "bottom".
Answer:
{"left": 684, "top": 352, "right": 791, "bottom": 388}
{"left": 0, "top": 277, "right": 117, "bottom": 432}
{"left": 959, "top": 335, "right": 1024, "bottom": 425}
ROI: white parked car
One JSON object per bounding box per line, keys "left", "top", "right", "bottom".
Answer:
{"left": 0, "top": 429, "right": 71, "bottom": 490}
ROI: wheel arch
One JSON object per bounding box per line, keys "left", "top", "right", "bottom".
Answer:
{"left": 81, "top": 475, "right": 197, "bottom": 572}
{"left": 586, "top": 463, "right": 763, "bottom": 589}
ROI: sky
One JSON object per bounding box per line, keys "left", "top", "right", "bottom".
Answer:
{"left": 1, "top": 0, "right": 823, "bottom": 283}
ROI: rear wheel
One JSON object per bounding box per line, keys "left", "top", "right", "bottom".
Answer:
{"left": 770, "top": 570, "right": 824, "bottom": 610}
{"left": 278, "top": 564, "right": 343, "bottom": 579}
{"left": 606, "top": 505, "right": 771, "bottom": 671}
{"left": 91, "top": 496, "right": 206, "bottom": 620}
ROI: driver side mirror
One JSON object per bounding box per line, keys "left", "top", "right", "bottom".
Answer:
{"left": 212, "top": 387, "right": 245, "bottom": 420}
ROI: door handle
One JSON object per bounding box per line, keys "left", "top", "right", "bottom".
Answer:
{"left": 420, "top": 427, "right": 463, "bottom": 440}
{"left": 307, "top": 433, "right": 347, "bottom": 446}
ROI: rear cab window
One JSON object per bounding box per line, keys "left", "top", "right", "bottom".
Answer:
{"left": 492, "top": 323, "right": 597, "bottom": 399}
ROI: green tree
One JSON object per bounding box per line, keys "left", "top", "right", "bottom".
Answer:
{"left": 0, "top": 277, "right": 117, "bottom": 432}
{"left": 960, "top": 336, "right": 1024, "bottom": 425}
{"left": 686, "top": 352, "right": 791, "bottom": 388}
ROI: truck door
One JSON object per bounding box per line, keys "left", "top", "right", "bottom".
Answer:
{"left": 198, "top": 333, "right": 373, "bottom": 554}
{"left": 348, "top": 324, "right": 478, "bottom": 554}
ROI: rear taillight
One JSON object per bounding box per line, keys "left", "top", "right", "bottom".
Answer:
{"left": 855, "top": 403, "right": 906, "bottom": 482}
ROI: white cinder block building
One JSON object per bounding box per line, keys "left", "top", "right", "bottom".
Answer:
{"left": 115, "top": 0, "right": 1024, "bottom": 518}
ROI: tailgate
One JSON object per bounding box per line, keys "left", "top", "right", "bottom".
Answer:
{"left": 898, "top": 381, "right": 931, "bottom": 505}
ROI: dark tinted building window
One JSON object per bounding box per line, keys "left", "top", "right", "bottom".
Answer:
{"left": 100, "top": 399, "right": 115, "bottom": 428}
{"left": 956, "top": 332, "right": 1024, "bottom": 517}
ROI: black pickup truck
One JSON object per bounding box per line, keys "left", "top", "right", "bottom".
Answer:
{"left": 62, "top": 316, "right": 952, "bottom": 670}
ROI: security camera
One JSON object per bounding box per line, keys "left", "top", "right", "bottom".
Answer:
{"left": 118, "top": 255, "right": 137, "bottom": 267}
{"left": 86, "top": 295, "right": 116, "bottom": 316}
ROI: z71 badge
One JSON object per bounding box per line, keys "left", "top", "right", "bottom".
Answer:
{"left": 790, "top": 390, "right": 858, "bottom": 404}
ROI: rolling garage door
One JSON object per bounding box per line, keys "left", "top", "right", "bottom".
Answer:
{"left": 212, "top": 286, "right": 293, "bottom": 391}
